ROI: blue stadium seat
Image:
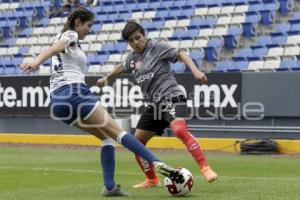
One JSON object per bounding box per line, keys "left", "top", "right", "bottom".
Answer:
{"left": 115, "top": 42, "right": 127, "bottom": 52}
{"left": 107, "top": 11, "right": 119, "bottom": 21}
{"left": 114, "top": 2, "right": 126, "bottom": 11}
{"left": 136, "top": 2, "right": 149, "bottom": 10}
{"left": 16, "top": 10, "right": 33, "bottom": 28}
{"left": 148, "top": 1, "right": 160, "bottom": 9}
{"left": 289, "top": 20, "right": 300, "bottom": 32}
{"left": 4, "top": 38, "right": 16, "bottom": 46}
{"left": 0, "top": 65, "right": 4, "bottom": 75}
{"left": 167, "top": 6, "right": 182, "bottom": 18}
{"left": 152, "top": 18, "right": 164, "bottom": 28}
{"left": 36, "top": 17, "right": 50, "bottom": 27}
{"left": 142, "top": 21, "right": 159, "bottom": 30}
{"left": 2, "top": 10, "right": 14, "bottom": 18}
{"left": 172, "top": 29, "right": 188, "bottom": 39}
{"left": 278, "top": 0, "right": 294, "bottom": 15}
{"left": 96, "top": 12, "right": 108, "bottom": 22}
{"left": 204, "top": 38, "right": 223, "bottom": 61}
{"left": 34, "top": 2, "right": 50, "bottom": 18}
{"left": 254, "top": 36, "right": 272, "bottom": 47}
{"left": 12, "top": 56, "right": 22, "bottom": 67}
{"left": 124, "top": 2, "right": 137, "bottom": 11}
{"left": 248, "top": 2, "right": 262, "bottom": 13}
{"left": 271, "top": 35, "right": 287, "bottom": 45}
{"left": 181, "top": 5, "right": 194, "bottom": 17}
{"left": 1, "top": 56, "right": 11, "bottom": 65}
{"left": 243, "top": 12, "right": 260, "bottom": 37}
{"left": 277, "top": 58, "right": 297, "bottom": 71}
{"left": 97, "top": 51, "right": 109, "bottom": 64}
{"left": 156, "top": 7, "right": 169, "bottom": 18}
{"left": 190, "top": 18, "right": 207, "bottom": 27}
{"left": 252, "top": 47, "right": 268, "bottom": 58}
{"left": 91, "top": 22, "right": 101, "bottom": 34}
{"left": 102, "top": 5, "right": 114, "bottom": 12}
{"left": 232, "top": 60, "right": 249, "bottom": 71}
{"left": 188, "top": 0, "right": 200, "bottom": 6}
{"left": 234, "top": 48, "right": 253, "bottom": 60}
{"left": 119, "top": 11, "right": 131, "bottom": 20}
{"left": 1, "top": 20, "right": 16, "bottom": 38}
{"left": 17, "top": 28, "right": 32, "bottom": 37}
{"left": 175, "top": 0, "right": 187, "bottom": 8}
{"left": 291, "top": 11, "right": 300, "bottom": 21}
{"left": 273, "top": 23, "right": 291, "bottom": 35}
{"left": 224, "top": 27, "right": 242, "bottom": 49}
{"left": 185, "top": 27, "right": 199, "bottom": 38}
{"left": 102, "top": 42, "right": 117, "bottom": 52}
{"left": 259, "top": 2, "right": 277, "bottom": 25}
{"left": 160, "top": 0, "right": 174, "bottom": 8}
{"left": 87, "top": 55, "right": 99, "bottom": 65}
{"left": 205, "top": 16, "right": 218, "bottom": 27}
{"left": 4, "top": 65, "right": 20, "bottom": 75}
{"left": 215, "top": 61, "right": 234, "bottom": 72}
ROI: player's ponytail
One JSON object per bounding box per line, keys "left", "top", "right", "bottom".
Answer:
{"left": 61, "top": 7, "right": 94, "bottom": 33}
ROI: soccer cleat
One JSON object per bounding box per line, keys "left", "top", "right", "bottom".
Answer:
{"left": 101, "top": 184, "right": 129, "bottom": 197}
{"left": 153, "top": 161, "right": 185, "bottom": 184}
{"left": 132, "top": 178, "right": 161, "bottom": 189}
{"left": 201, "top": 166, "right": 218, "bottom": 182}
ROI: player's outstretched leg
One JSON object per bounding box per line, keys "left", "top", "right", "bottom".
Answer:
{"left": 170, "top": 119, "right": 218, "bottom": 182}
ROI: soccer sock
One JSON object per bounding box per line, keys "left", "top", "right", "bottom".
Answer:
{"left": 100, "top": 138, "right": 116, "bottom": 191}
{"left": 134, "top": 139, "right": 158, "bottom": 180}
{"left": 170, "top": 119, "right": 208, "bottom": 169}
{"left": 117, "top": 131, "right": 160, "bottom": 164}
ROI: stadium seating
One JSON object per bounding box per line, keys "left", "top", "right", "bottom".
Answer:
{"left": 0, "top": 0, "right": 298, "bottom": 75}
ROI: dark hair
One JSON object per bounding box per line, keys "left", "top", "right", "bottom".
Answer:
{"left": 62, "top": 7, "right": 94, "bottom": 32}
{"left": 122, "top": 21, "right": 145, "bottom": 41}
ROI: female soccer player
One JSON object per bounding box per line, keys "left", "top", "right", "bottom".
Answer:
{"left": 97, "top": 21, "right": 218, "bottom": 189}
{"left": 20, "top": 8, "right": 183, "bottom": 196}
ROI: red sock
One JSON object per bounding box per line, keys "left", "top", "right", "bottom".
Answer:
{"left": 170, "top": 119, "right": 208, "bottom": 169}
{"left": 134, "top": 139, "right": 158, "bottom": 180}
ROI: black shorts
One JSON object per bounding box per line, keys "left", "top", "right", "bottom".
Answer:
{"left": 136, "top": 95, "right": 188, "bottom": 136}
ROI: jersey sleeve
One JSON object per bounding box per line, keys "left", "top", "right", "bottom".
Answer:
{"left": 60, "top": 30, "right": 78, "bottom": 49}
{"left": 121, "top": 51, "right": 134, "bottom": 72}
{"left": 156, "top": 41, "right": 180, "bottom": 63}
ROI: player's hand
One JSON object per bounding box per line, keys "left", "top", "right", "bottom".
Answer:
{"left": 97, "top": 77, "right": 108, "bottom": 87}
{"left": 192, "top": 70, "right": 208, "bottom": 84}
{"left": 20, "top": 62, "right": 39, "bottom": 72}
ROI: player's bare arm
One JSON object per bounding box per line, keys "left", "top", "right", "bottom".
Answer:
{"left": 177, "top": 51, "right": 208, "bottom": 84}
{"left": 97, "top": 64, "right": 124, "bottom": 87}
{"left": 20, "top": 41, "right": 66, "bottom": 72}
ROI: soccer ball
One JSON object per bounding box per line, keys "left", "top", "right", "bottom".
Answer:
{"left": 164, "top": 167, "right": 194, "bottom": 196}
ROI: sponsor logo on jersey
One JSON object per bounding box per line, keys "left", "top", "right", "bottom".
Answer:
{"left": 136, "top": 72, "right": 154, "bottom": 84}
{"left": 135, "top": 61, "right": 142, "bottom": 70}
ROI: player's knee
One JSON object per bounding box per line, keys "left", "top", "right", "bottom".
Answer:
{"left": 170, "top": 119, "right": 188, "bottom": 138}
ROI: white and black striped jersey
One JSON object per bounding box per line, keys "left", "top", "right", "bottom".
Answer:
{"left": 50, "top": 30, "right": 87, "bottom": 93}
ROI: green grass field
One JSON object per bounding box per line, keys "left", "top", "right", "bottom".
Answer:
{"left": 0, "top": 145, "right": 300, "bottom": 200}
